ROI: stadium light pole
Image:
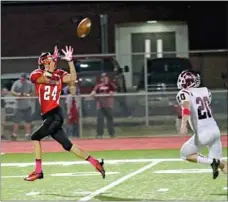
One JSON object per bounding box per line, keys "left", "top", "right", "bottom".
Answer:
{"left": 100, "top": 14, "right": 108, "bottom": 53}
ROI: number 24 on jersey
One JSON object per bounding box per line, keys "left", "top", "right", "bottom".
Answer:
{"left": 44, "top": 86, "right": 58, "bottom": 100}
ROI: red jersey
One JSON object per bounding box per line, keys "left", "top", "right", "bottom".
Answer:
{"left": 93, "top": 82, "right": 116, "bottom": 109}
{"left": 30, "top": 69, "right": 68, "bottom": 115}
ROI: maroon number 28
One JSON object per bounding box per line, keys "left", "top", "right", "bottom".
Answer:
{"left": 196, "top": 97, "right": 212, "bottom": 120}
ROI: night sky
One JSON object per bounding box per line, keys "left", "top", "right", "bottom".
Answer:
{"left": 2, "top": 1, "right": 228, "bottom": 51}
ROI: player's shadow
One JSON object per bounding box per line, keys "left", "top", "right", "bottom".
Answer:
{"left": 210, "top": 193, "right": 228, "bottom": 196}
{"left": 39, "top": 192, "right": 112, "bottom": 198}
{"left": 39, "top": 193, "right": 78, "bottom": 198}
{"left": 94, "top": 195, "right": 161, "bottom": 201}
{"left": 40, "top": 193, "right": 160, "bottom": 201}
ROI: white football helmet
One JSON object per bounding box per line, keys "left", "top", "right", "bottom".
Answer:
{"left": 177, "top": 70, "right": 200, "bottom": 89}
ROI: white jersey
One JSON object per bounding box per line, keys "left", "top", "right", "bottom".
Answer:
{"left": 176, "top": 87, "right": 219, "bottom": 134}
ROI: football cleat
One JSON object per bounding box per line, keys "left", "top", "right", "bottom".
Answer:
{"left": 211, "top": 159, "right": 220, "bottom": 179}
{"left": 96, "top": 159, "right": 105, "bottom": 179}
{"left": 24, "top": 171, "right": 44, "bottom": 181}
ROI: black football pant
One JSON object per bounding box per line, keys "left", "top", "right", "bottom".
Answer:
{"left": 96, "top": 107, "right": 115, "bottom": 137}
{"left": 31, "top": 106, "right": 73, "bottom": 151}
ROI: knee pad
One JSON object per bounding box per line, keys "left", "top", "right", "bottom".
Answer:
{"left": 62, "top": 140, "right": 73, "bottom": 151}
{"left": 51, "top": 131, "right": 73, "bottom": 151}
{"left": 31, "top": 131, "right": 42, "bottom": 141}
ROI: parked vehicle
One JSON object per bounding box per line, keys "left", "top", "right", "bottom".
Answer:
{"left": 137, "top": 57, "right": 194, "bottom": 92}
{"left": 71, "top": 56, "right": 129, "bottom": 94}
{"left": 1, "top": 73, "right": 30, "bottom": 91}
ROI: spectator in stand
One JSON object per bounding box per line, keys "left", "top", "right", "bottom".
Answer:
{"left": 11, "top": 73, "right": 33, "bottom": 140}
{"left": 65, "top": 82, "right": 80, "bottom": 138}
{"left": 90, "top": 73, "right": 116, "bottom": 139}
{"left": 1, "top": 87, "right": 8, "bottom": 140}
{"left": 113, "top": 67, "right": 131, "bottom": 117}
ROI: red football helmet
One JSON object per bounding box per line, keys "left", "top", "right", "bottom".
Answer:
{"left": 38, "top": 52, "right": 53, "bottom": 70}
{"left": 177, "top": 70, "right": 200, "bottom": 89}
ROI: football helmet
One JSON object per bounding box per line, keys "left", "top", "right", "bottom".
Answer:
{"left": 38, "top": 52, "right": 53, "bottom": 70}
{"left": 177, "top": 70, "right": 200, "bottom": 89}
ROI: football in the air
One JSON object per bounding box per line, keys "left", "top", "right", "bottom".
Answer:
{"left": 77, "top": 18, "right": 92, "bottom": 38}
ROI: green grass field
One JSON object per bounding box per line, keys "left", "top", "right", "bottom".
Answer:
{"left": 1, "top": 149, "right": 228, "bottom": 201}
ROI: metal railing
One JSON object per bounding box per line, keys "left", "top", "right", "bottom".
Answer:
{"left": 1, "top": 90, "right": 227, "bottom": 139}
{"left": 2, "top": 49, "right": 228, "bottom": 90}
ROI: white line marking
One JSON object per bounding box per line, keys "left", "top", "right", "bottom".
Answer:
{"left": 1, "top": 159, "right": 156, "bottom": 167}
{"left": 2, "top": 157, "right": 227, "bottom": 167}
{"left": 78, "top": 161, "right": 160, "bottom": 201}
{"left": 157, "top": 188, "right": 169, "bottom": 192}
{"left": 154, "top": 169, "right": 212, "bottom": 174}
{"left": 1, "top": 171, "right": 120, "bottom": 179}
{"left": 25, "top": 191, "right": 40, "bottom": 196}
{"left": 73, "top": 191, "right": 92, "bottom": 196}
{"left": 51, "top": 171, "right": 119, "bottom": 177}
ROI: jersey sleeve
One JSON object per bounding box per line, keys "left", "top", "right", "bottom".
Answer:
{"left": 176, "top": 90, "right": 191, "bottom": 106}
{"left": 30, "top": 70, "right": 42, "bottom": 83}
{"left": 58, "top": 69, "right": 68, "bottom": 79}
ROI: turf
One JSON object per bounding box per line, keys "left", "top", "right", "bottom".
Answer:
{"left": 1, "top": 148, "right": 228, "bottom": 201}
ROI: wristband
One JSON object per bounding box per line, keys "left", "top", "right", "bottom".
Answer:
{"left": 182, "top": 108, "right": 191, "bottom": 116}
{"left": 44, "top": 71, "right": 53, "bottom": 79}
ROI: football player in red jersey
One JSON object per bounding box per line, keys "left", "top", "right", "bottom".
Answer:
{"left": 24, "top": 46, "right": 105, "bottom": 181}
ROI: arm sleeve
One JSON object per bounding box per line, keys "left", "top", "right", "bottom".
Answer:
{"left": 176, "top": 90, "right": 191, "bottom": 106}
{"left": 30, "top": 70, "right": 42, "bottom": 83}
{"left": 58, "top": 69, "right": 68, "bottom": 79}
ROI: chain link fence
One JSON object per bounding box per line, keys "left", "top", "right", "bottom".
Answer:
{"left": 1, "top": 90, "right": 227, "bottom": 140}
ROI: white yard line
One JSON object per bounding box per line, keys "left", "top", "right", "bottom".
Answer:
{"left": 1, "top": 159, "right": 156, "bottom": 167}
{"left": 25, "top": 191, "right": 40, "bottom": 196}
{"left": 78, "top": 161, "right": 161, "bottom": 201}
{"left": 154, "top": 169, "right": 212, "bottom": 174}
{"left": 157, "top": 188, "right": 169, "bottom": 192}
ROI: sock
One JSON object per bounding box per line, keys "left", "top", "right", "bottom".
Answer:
{"left": 197, "top": 154, "right": 213, "bottom": 165}
{"left": 35, "top": 159, "right": 42, "bottom": 173}
{"left": 86, "top": 156, "right": 98, "bottom": 168}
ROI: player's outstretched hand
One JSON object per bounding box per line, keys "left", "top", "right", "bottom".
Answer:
{"left": 61, "top": 46, "right": 74, "bottom": 62}
{"left": 52, "top": 46, "right": 59, "bottom": 62}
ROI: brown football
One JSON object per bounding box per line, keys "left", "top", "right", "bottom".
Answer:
{"left": 77, "top": 18, "right": 92, "bottom": 38}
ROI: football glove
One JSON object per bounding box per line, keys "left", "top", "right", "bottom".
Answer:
{"left": 52, "top": 46, "right": 59, "bottom": 62}
{"left": 61, "top": 46, "right": 74, "bottom": 62}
